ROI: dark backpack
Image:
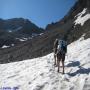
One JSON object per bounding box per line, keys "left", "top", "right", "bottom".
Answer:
{"left": 57, "top": 40, "right": 67, "bottom": 54}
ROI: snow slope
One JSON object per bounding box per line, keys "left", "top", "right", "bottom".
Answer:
{"left": 74, "top": 8, "right": 90, "bottom": 26}
{"left": 0, "top": 38, "right": 90, "bottom": 90}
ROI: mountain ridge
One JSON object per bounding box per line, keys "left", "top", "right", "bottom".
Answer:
{"left": 0, "top": 18, "right": 44, "bottom": 47}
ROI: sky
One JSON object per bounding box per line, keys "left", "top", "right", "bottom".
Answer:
{"left": 0, "top": 0, "right": 76, "bottom": 28}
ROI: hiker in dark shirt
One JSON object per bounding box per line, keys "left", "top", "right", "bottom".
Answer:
{"left": 53, "top": 39, "right": 67, "bottom": 74}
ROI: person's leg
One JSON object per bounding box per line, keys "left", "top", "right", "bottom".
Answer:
{"left": 54, "top": 54, "right": 57, "bottom": 65}
{"left": 62, "top": 61, "right": 64, "bottom": 74}
{"left": 57, "top": 58, "right": 60, "bottom": 72}
{"left": 62, "top": 54, "right": 65, "bottom": 74}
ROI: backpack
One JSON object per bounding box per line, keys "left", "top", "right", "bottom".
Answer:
{"left": 57, "top": 40, "right": 67, "bottom": 54}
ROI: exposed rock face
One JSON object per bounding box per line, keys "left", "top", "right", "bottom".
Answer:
{"left": 46, "top": 0, "right": 90, "bottom": 42}
{"left": 0, "top": 18, "right": 44, "bottom": 47}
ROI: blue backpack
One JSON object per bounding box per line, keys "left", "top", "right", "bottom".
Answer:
{"left": 57, "top": 40, "right": 67, "bottom": 54}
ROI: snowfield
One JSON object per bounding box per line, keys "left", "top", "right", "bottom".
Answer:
{"left": 74, "top": 8, "right": 90, "bottom": 26}
{"left": 0, "top": 38, "right": 90, "bottom": 90}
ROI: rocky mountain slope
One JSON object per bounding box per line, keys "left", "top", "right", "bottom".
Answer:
{"left": 0, "top": 0, "right": 90, "bottom": 63}
{"left": 0, "top": 18, "right": 44, "bottom": 47}
{"left": 46, "top": 0, "right": 90, "bottom": 43}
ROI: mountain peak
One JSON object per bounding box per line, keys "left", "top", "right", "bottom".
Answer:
{"left": 0, "top": 18, "right": 44, "bottom": 47}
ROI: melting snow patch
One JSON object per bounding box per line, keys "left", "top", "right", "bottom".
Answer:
{"left": 11, "top": 44, "right": 14, "bottom": 47}
{"left": 16, "top": 38, "right": 28, "bottom": 42}
{"left": 2, "top": 45, "right": 10, "bottom": 48}
{"left": 75, "top": 8, "right": 87, "bottom": 18}
{"left": 8, "top": 30, "right": 12, "bottom": 33}
{"left": 40, "top": 33, "right": 43, "bottom": 35}
{"left": 74, "top": 8, "right": 90, "bottom": 26}
{"left": 15, "top": 26, "right": 22, "bottom": 31}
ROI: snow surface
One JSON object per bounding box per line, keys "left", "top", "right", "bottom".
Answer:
{"left": 0, "top": 38, "right": 90, "bottom": 90}
{"left": 8, "top": 30, "right": 12, "bottom": 33}
{"left": 39, "top": 33, "right": 43, "bottom": 36}
{"left": 74, "top": 8, "right": 90, "bottom": 26}
{"left": 1, "top": 44, "right": 15, "bottom": 49}
{"left": 16, "top": 38, "right": 28, "bottom": 42}
{"left": 1, "top": 45, "right": 10, "bottom": 49}
{"left": 15, "top": 27, "right": 22, "bottom": 31}
{"left": 32, "top": 33, "right": 38, "bottom": 37}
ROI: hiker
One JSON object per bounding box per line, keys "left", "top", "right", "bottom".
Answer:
{"left": 53, "top": 38, "right": 58, "bottom": 66}
{"left": 53, "top": 39, "right": 67, "bottom": 74}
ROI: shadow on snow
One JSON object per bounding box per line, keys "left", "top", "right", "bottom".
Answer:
{"left": 66, "top": 61, "right": 90, "bottom": 76}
